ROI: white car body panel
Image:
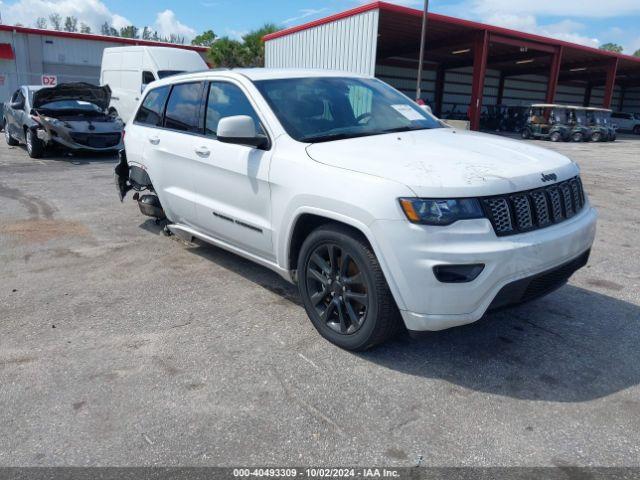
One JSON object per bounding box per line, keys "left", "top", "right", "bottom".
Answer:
{"left": 123, "top": 68, "right": 597, "bottom": 332}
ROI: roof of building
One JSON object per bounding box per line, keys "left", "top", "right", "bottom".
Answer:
{"left": 263, "top": 1, "right": 637, "bottom": 62}
{"left": 0, "top": 24, "right": 208, "bottom": 52}
{"left": 263, "top": 1, "right": 640, "bottom": 88}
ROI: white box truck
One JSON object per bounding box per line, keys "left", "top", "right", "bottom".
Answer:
{"left": 100, "top": 46, "right": 208, "bottom": 122}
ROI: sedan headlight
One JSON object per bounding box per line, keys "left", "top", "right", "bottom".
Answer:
{"left": 399, "top": 198, "right": 485, "bottom": 225}
{"left": 40, "top": 116, "right": 63, "bottom": 127}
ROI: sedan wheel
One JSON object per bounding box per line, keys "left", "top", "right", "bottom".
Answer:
{"left": 4, "top": 121, "right": 18, "bottom": 146}
{"left": 25, "top": 129, "right": 44, "bottom": 158}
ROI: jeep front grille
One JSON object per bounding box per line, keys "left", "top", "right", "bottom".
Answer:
{"left": 481, "top": 176, "right": 586, "bottom": 236}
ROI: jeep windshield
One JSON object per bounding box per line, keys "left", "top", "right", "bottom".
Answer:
{"left": 254, "top": 77, "right": 443, "bottom": 143}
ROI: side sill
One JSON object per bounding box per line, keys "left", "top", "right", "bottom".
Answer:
{"left": 167, "top": 223, "right": 294, "bottom": 283}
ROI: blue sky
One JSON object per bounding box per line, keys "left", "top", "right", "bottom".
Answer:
{"left": 1, "top": 0, "right": 639, "bottom": 54}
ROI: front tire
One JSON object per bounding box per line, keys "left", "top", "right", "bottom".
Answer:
{"left": 297, "top": 224, "right": 401, "bottom": 351}
{"left": 4, "top": 120, "right": 18, "bottom": 146}
{"left": 633, "top": 125, "right": 640, "bottom": 135}
{"left": 550, "top": 131, "right": 562, "bottom": 142}
{"left": 521, "top": 128, "right": 532, "bottom": 140}
{"left": 25, "top": 129, "right": 44, "bottom": 158}
{"left": 571, "top": 132, "right": 584, "bottom": 142}
{"left": 591, "top": 132, "right": 602, "bottom": 142}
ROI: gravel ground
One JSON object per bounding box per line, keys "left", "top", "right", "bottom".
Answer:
{"left": 0, "top": 134, "right": 639, "bottom": 467}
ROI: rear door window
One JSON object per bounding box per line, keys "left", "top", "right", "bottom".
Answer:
{"left": 134, "top": 86, "right": 170, "bottom": 127}
{"left": 164, "top": 82, "right": 204, "bottom": 133}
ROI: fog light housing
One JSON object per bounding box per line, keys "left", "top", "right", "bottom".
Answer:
{"left": 433, "top": 264, "right": 485, "bottom": 283}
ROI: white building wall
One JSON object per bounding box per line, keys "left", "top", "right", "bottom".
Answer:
{"left": 265, "top": 9, "right": 379, "bottom": 76}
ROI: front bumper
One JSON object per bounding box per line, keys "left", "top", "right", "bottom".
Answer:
{"left": 370, "top": 205, "right": 597, "bottom": 331}
{"left": 36, "top": 128, "right": 123, "bottom": 152}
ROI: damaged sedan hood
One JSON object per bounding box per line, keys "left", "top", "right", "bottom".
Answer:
{"left": 305, "top": 128, "right": 579, "bottom": 197}
{"left": 32, "top": 83, "right": 111, "bottom": 111}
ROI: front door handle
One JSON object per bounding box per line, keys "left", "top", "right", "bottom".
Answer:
{"left": 195, "top": 146, "right": 210, "bottom": 157}
{"left": 148, "top": 135, "right": 160, "bottom": 145}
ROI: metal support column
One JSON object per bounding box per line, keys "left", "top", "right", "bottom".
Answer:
{"left": 434, "top": 65, "right": 445, "bottom": 116}
{"left": 603, "top": 58, "right": 619, "bottom": 109}
{"left": 545, "top": 46, "right": 563, "bottom": 104}
{"left": 583, "top": 83, "right": 592, "bottom": 107}
{"left": 496, "top": 73, "right": 506, "bottom": 105}
{"left": 469, "top": 30, "right": 489, "bottom": 131}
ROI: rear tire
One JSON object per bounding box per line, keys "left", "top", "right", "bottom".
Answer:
{"left": 297, "top": 224, "right": 401, "bottom": 351}
{"left": 633, "top": 125, "right": 640, "bottom": 135}
{"left": 521, "top": 128, "right": 532, "bottom": 140}
{"left": 25, "top": 129, "right": 44, "bottom": 158}
{"left": 591, "top": 132, "right": 602, "bottom": 142}
{"left": 571, "top": 132, "right": 584, "bottom": 142}
{"left": 4, "top": 120, "right": 18, "bottom": 146}
{"left": 108, "top": 108, "right": 119, "bottom": 120}
{"left": 550, "top": 131, "right": 561, "bottom": 142}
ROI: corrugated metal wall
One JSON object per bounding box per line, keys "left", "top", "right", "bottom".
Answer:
{"left": 265, "top": 9, "right": 379, "bottom": 76}
{"left": 622, "top": 87, "right": 640, "bottom": 113}
{"left": 376, "top": 62, "right": 626, "bottom": 114}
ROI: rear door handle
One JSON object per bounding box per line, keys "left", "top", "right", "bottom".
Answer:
{"left": 195, "top": 146, "right": 210, "bottom": 157}
{"left": 148, "top": 135, "right": 160, "bottom": 145}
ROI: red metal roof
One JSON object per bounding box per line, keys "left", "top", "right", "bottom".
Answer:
{"left": 0, "top": 24, "right": 208, "bottom": 52}
{"left": 263, "top": 1, "right": 640, "bottom": 66}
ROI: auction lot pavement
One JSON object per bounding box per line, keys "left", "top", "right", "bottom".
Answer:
{"left": 1, "top": 135, "right": 639, "bottom": 467}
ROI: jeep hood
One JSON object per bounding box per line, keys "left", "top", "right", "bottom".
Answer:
{"left": 305, "top": 128, "right": 579, "bottom": 197}
{"left": 32, "top": 83, "right": 111, "bottom": 110}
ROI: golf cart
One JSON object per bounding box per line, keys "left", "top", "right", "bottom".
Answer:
{"left": 585, "top": 107, "right": 616, "bottom": 142}
{"left": 521, "top": 104, "right": 571, "bottom": 142}
{"left": 566, "top": 106, "right": 593, "bottom": 142}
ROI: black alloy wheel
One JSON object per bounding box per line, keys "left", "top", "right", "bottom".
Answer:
{"left": 305, "top": 242, "right": 369, "bottom": 335}
{"left": 297, "top": 224, "right": 401, "bottom": 350}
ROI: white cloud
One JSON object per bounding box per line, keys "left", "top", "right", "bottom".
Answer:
{"left": 482, "top": 13, "right": 600, "bottom": 48}
{"left": 282, "top": 8, "right": 329, "bottom": 25}
{"left": 225, "top": 29, "right": 248, "bottom": 41}
{"left": 0, "top": 0, "right": 132, "bottom": 32}
{"left": 154, "top": 9, "right": 196, "bottom": 42}
{"left": 469, "top": 0, "right": 640, "bottom": 18}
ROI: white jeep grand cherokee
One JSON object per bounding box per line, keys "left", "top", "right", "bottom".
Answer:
{"left": 115, "top": 69, "right": 597, "bottom": 351}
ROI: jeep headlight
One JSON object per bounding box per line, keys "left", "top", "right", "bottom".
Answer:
{"left": 399, "top": 198, "right": 484, "bottom": 225}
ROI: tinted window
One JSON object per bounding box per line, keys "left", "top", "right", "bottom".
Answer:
{"left": 205, "top": 82, "right": 264, "bottom": 137}
{"left": 135, "top": 86, "right": 170, "bottom": 127}
{"left": 254, "top": 77, "right": 442, "bottom": 143}
{"left": 142, "top": 71, "right": 156, "bottom": 85}
{"left": 164, "top": 82, "right": 203, "bottom": 133}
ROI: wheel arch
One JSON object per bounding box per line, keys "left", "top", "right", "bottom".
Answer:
{"left": 283, "top": 208, "right": 407, "bottom": 311}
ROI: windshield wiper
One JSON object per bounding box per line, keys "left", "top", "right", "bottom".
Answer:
{"left": 300, "top": 131, "right": 380, "bottom": 143}
{"left": 380, "top": 126, "right": 430, "bottom": 134}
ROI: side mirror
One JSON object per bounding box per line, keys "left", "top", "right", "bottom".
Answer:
{"left": 217, "top": 115, "right": 268, "bottom": 149}
{"left": 10, "top": 100, "right": 24, "bottom": 110}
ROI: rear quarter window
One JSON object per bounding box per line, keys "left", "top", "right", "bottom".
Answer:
{"left": 134, "top": 86, "right": 170, "bottom": 127}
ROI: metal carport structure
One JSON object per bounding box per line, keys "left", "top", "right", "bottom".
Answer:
{"left": 264, "top": 1, "right": 640, "bottom": 130}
